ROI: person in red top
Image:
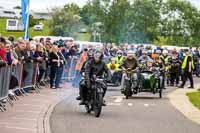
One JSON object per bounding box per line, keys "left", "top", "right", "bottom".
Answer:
{"left": 0, "top": 37, "right": 6, "bottom": 61}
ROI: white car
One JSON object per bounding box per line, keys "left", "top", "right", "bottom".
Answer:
{"left": 33, "top": 24, "right": 43, "bottom": 31}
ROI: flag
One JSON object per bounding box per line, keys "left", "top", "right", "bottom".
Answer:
{"left": 21, "top": 0, "right": 30, "bottom": 40}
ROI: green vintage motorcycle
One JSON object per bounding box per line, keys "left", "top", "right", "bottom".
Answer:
{"left": 139, "top": 67, "right": 163, "bottom": 98}
{"left": 121, "top": 67, "right": 163, "bottom": 99}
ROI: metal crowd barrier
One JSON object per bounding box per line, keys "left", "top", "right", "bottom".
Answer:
{"left": 0, "top": 62, "right": 43, "bottom": 112}
{"left": 21, "top": 62, "right": 40, "bottom": 93}
{"left": 0, "top": 66, "right": 12, "bottom": 111}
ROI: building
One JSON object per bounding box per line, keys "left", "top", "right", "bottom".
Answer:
{"left": 0, "top": 8, "right": 21, "bottom": 19}
{"left": 0, "top": 7, "right": 50, "bottom": 20}
{"left": 30, "top": 10, "right": 50, "bottom": 20}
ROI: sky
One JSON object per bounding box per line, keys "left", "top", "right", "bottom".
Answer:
{"left": 0, "top": 0, "right": 200, "bottom": 10}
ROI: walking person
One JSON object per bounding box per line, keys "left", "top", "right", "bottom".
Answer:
{"left": 179, "top": 50, "right": 195, "bottom": 89}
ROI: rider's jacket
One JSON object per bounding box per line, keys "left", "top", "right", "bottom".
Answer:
{"left": 107, "top": 62, "right": 121, "bottom": 72}
{"left": 85, "top": 59, "right": 111, "bottom": 82}
{"left": 121, "top": 57, "right": 138, "bottom": 70}
{"left": 169, "top": 57, "right": 182, "bottom": 73}
{"left": 115, "top": 56, "right": 124, "bottom": 65}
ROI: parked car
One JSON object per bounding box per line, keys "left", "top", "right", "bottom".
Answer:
{"left": 33, "top": 24, "right": 43, "bottom": 31}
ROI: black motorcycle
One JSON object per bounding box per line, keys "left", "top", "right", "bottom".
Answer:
{"left": 84, "top": 75, "right": 105, "bottom": 118}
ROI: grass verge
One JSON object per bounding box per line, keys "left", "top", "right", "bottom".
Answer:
{"left": 187, "top": 89, "right": 200, "bottom": 110}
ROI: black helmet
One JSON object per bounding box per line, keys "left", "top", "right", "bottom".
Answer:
{"left": 94, "top": 50, "right": 104, "bottom": 61}
{"left": 88, "top": 49, "right": 94, "bottom": 58}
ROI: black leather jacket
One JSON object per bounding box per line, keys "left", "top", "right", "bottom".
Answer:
{"left": 85, "top": 59, "right": 111, "bottom": 83}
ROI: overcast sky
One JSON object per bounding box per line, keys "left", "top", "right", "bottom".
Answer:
{"left": 0, "top": 0, "right": 199, "bottom": 10}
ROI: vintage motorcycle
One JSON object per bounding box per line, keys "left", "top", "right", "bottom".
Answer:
{"left": 80, "top": 74, "right": 105, "bottom": 118}
{"left": 139, "top": 67, "right": 164, "bottom": 98}
{"left": 121, "top": 68, "right": 138, "bottom": 99}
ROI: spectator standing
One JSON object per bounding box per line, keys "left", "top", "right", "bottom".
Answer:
{"left": 49, "top": 45, "right": 60, "bottom": 89}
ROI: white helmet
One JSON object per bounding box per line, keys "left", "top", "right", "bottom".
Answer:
{"left": 127, "top": 50, "right": 135, "bottom": 56}
{"left": 162, "top": 50, "right": 168, "bottom": 54}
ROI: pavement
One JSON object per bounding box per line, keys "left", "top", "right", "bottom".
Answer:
{"left": 0, "top": 83, "right": 74, "bottom": 133}
{"left": 0, "top": 79, "right": 200, "bottom": 133}
{"left": 168, "top": 85, "right": 200, "bottom": 125}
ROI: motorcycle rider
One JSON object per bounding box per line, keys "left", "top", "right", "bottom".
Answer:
{"left": 115, "top": 50, "right": 124, "bottom": 65}
{"left": 160, "top": 50, "right": 171, "bottom": 65}
{"left": 121, "top": 50, "right": 138, "bottom": 92}
{"left": 76, "top": 49, "right": 94, "bottom": 101}
{"left": 79, "top": 50, "right": 111, "bottom": 105}
{"left": 107, "top": 58, "right": 122, "bottom": 86}
{"left": 169, "top": 52, "right": 181, "bottom": 86}
{"left": 138, "top": 50, "right": 153, "bottom": 71}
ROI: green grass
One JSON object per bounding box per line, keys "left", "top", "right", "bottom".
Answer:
{"left": 187, "top": 89, "right": 200, "bottom": 110}
{"left": 0, "top": 18, "right": 50, "bottom": 39}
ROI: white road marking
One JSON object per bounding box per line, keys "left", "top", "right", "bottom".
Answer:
{"left": 114, "top": 96, "right": 123, "bottom": 103}
{"left": 12, "top": 117, "right": 37, "bottom": 121}
{"left": 6, "top": 126, "right": 37, "bottom": 131}
{"left": 128, "top": 103, "right": 133, "bottom": 106}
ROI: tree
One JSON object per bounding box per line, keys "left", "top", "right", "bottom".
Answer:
{"left": 48, "top": 3, "right": 82, "bottom": 37}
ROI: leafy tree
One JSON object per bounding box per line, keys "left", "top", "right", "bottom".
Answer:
{"left": 48, "top": 3, "right": 81, "bottom": 37}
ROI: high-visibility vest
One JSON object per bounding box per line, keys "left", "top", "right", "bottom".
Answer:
{"left": 160, "top": 55, "right": 170, "bottom": 64}
{"left": 107, "top": 63, "right": 121, "bottom": 71}
{"left": 181, "top": 55, "right": 194, "bottom": 70}
{"left": 115, "top": 56, "right": 124, "bottom": 65}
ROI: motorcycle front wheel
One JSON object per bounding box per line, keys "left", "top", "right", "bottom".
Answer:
{"left": 124, "top": 80, "right": 133, "bottom": 99}
{"left": 93, "top": 92, "right": 103, "bottom": 118}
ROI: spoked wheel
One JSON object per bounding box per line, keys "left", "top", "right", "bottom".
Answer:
{"left": 124, "top": 80, "right": 132, "bottom": 99}
{"left": 93, "top": 93, "right": 103, "bottom": 118}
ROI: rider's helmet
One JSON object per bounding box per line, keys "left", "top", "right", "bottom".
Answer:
{"left": 88, "top": 49, "right": 94, "bottom": 59}
{"left": 116, "top": 50, "right": 123, "bottom": 57}
{"left": 127, "top": 50, "right": 135, "bottom": 59}
{"left": 156, "top": 50, "right": 162, "bottom": 54}
{"left": 162, "top": 50, "right": 168, "bottom": 56}
{"left": 94, "top": 50, "right": 104, "bottom": 63}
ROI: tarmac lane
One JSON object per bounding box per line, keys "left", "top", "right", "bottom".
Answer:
{"left": 50, "top": 83, "right": 200, "bottom": 133}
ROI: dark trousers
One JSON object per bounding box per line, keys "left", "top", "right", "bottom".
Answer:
{"left": 170, "top": 72, "right": 179, "bottom": 85}
{"left": 55, "top": 66, "right": 64, "bottom": 88}
{"left": 37, "top": 69, "right": 45, "bottom": 82}
{"left": 180, "top": 71, "right": 194, "bottom": 87}
{"left": 50, "top": 66, "right": 58, "bottom": 88}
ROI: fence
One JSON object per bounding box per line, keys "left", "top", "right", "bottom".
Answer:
{"left": 0, "top": 62, "right": 47, "bottom": 112}
{"left": 0, "top": 66, "right": 12, "bottom": 111}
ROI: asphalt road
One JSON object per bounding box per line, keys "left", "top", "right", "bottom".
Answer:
{"left": 50, "top": 83, "right": 200, "bottom": 133}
